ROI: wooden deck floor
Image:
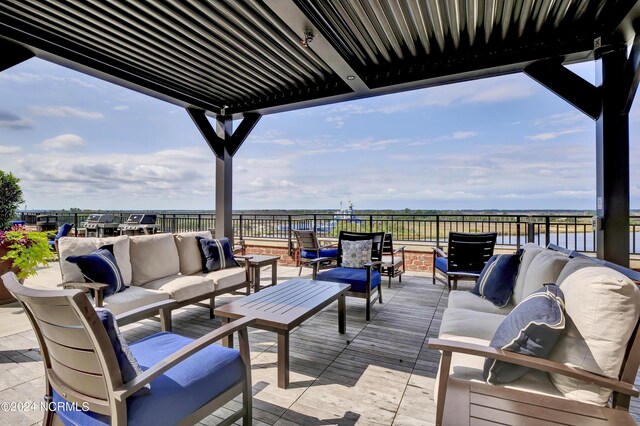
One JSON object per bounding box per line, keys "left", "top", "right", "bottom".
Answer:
{"left": 1, "top": 268, "right": 639, "bottom": 425}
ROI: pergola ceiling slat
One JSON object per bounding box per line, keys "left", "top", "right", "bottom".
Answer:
{"left": 0, "top": 0, "right": 637, "bottom": 117}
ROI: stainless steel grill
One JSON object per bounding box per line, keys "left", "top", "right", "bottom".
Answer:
{"left": 83, "top": 214, "right": 118, "bottom": 237}
{"left": 118, "top": 214, "right": 159, "bottom": 236}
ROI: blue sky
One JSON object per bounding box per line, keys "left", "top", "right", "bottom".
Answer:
{"left": 0, "top": 57, "right": 639, "bottom": 211}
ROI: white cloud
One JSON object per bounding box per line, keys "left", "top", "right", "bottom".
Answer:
{"left": 41, "top": 134, "right": 86, "bottom": 149}
{"left": 451, "top": 131, "right": 478, "bottom": 140}
{"left": 0, "top": 72, "right": 43, "bottom": 83}
{"left": 527, "top": 128, "right": 584, "bottom": 141}
{"left": 31, "top": 106, "right": 104, "bottom": 119}
{"left": 0, "top": 145, "right": 21, "bottom": 154}
{"left": 113, "top": 105, "right": 130, "bottom": 111}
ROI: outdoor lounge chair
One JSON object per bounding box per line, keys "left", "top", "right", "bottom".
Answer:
{"left": 293, "top": 229, "right": 338, "bottom": 276}
{"left": 48, "top": 223, "right": 73, "bottom": 251}
{"left": 432, "top": 232, "right": 497, "bottom": 290}
{"left": 312, "top": 231, "right": 385, "bottom": 321}
{"left": 2, "top": 271, "right": 255, "bottom": 426}
{"left": 380, "top": 233, "right": 405, "bottom": 287}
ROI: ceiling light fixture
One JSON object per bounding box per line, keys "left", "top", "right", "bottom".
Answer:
{"left": 301, "top": 30, "right": 314, "bottom": 47}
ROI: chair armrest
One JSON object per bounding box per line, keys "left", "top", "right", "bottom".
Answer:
{"left": 427, "top": 338, "right": 639, "bottom": 397}
{"left": 393, "top": 246, "right": 405, "bottom": 253}
{"left": 57, "top": 281, "right": 108, "bottom": 291}
{"left": 433, "top": 247, "right": 447, "bottom": 257}
{"left": 115, "top": 316, "right": 257, "bottom": 399}
{"left": 364, "top": 260, "right": 383, "bottom": 268}
{"left": 114, "top": 300, "right": 178, "bottom": 326}
{"left": 309, "top": 256, "right": 336, "bottom": 264}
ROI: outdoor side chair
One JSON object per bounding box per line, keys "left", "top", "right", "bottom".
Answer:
{"left": 312, "top": 231, "right": 385, "bottom": 321}
{"left": 433, "top": 232, "right": 497, "bottom": 290}
{"left": 293, "top": 229, "right": 338, "bottom": 276}
{"left": 48, "top": 223, "right": 73, "bottom": 251}
{"left": 380, "top": 233, "right": 405, "bottom": 287}
{"left": 2, "top": 271, "right": 255, "bottom": 426}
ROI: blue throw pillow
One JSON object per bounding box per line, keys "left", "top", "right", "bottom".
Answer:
{"left": 195, "top": 237, "right": 237, "bottom": 272}
{"left": 484, "top": 284, "right": 565, "bottom": 384}
{"left": 471, "top": 251, "right": 522, "bottom": 307}
{"left": 66, "top": 245, "right": 125, "bottom": 298}
{"left": 95, "top": 308, "right": 149, "bottom": 395}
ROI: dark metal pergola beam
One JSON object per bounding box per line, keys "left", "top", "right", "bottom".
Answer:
{"left": 0, "top": 38, "right": 33, "bottom": 72}
{"left": 524, "top": 59, "right": 602, "bottom": 120}
{"left": 623, "top": 33, "right": 640, "bottom": 113}
{"left": 187, "top": 108, "right": 262, "bottom": 240}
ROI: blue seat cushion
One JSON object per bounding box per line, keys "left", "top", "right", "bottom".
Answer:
{"left": 435, "top": 256, "right": 448, "bottom": 273}
{"left": 316, "top": 267, "right": 381, "bottom": 293}
{"left": 53, "top": 332, "right": 244, "bottom": 426}
{"left": 301, "top": 248, "right": 338, "bottom": 259}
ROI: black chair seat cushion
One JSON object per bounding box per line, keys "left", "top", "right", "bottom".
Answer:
{"left": 316, "top": 267, "right": 381, "bottom": 293}
{"left": 53, "top": 332, "right": 244, "bottom": 425}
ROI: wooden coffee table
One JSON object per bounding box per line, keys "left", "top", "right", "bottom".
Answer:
{"left": 214, "top": 278, "right": 350, "bottom": 389}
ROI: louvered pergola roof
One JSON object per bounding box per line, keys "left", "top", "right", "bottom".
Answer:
{"left": 1, "top": 0, "right": 639, "bottom": 118}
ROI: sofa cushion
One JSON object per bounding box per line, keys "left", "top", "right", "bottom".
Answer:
{"left": 102, "top": 285, "right": 170, "bottom": 315}
{"left": 130, "top": 234, "right": 180, "bottom": 285}
{"left": 512, "top": 244, "right": 545, "bottom": 304}
{"left": 301, "top": 247, "right": 339, "bottom": 259}
{"left": 316, "top": 267, "right": 381, "bottom": 293}
{"left": 519, "top": 249, "right": 569, "bottom": 303}
{"left": 53, "top": 332, "right": 243, "bottom": 426}
{"left": 203, "top": 267, "right": 248, "bottom": 292}
{"left": 438, "top": 308, "right": 505, "bottom": 342}
{"left": 484, "top": 285, "right": 565, "bottom": 384}
{"left": 196, "top": 237, "right": 237, "bottom": 272}
{"left": 447, "top": 290, "right": 513, "bottom": 315}
{"left": 341, "top": 239, "right": 372, "bottom": 268}
{"left": 58, "top": 235, "right": 132, "bottom": 285}
{"left": 95, "top": 308, "right": 149, "bottom": 395}
{"left": 66, "top": 244, "right": 126, "bottom": 297}
{"left": 471, "top": 253, "right": 521, "bottom": 307}
{"left": 142, "top": 275, "right": 213, "bottom": 303}
{"left": 174, "top": 231, "right": 212, "bottom": 275}
{"left": 550, "top": 257, "right": 640, "bottom": 405}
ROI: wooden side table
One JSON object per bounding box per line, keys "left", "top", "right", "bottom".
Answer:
{"left": 241, "top": 254, "right": 280, "bottom": 292}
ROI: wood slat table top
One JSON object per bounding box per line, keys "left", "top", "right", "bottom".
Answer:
{"left": 213, "top": 278, "right": 350, "bottom": 330}
{"left": 242, "top": 254, "right": 281, "bottom": 265}
{"left": 443, "top": 378, "right": 636, "bottom": 426}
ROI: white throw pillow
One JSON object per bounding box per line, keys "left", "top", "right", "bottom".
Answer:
{"left": 511, "top": 244, "right": 544, "bottom": 305}
{"left": 550, "top": 257, "right": 640, "bottom": 405}
{"left": 520, "top": 249, "right": 569, "bottom": 302}
{"left": 341, "top": 240, "right": 372, "bottom": 268}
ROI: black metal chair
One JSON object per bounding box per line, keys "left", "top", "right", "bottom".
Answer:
{"left": 312, "top": 231, "right": 385, "bottom": 321}
{"left": 432, "top": 232, "right": 497, "bottom": 290}
{"left": 380, "top": 233, "right": 405, "bottom": 288}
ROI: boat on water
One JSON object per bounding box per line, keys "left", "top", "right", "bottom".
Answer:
{"left": 334, "top": 200, "right": 362, "bottom": 223}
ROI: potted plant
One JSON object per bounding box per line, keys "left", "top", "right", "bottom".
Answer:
{"left": 0, "top": 224, "right": 53, "bottom": 303}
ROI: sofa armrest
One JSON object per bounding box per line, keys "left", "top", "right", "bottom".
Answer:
{"left": 427, "top": 338, "right": 639, "bottom": 397}
{"left": 115, "top": 316, "right": 257, "bottom": 399}
{"left": 114, "top": 300, "right": 178, "bottom": 326}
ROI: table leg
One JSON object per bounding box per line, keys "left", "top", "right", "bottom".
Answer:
{"left": 221, "top": 318, "right": 234, "bottom": 348}
{"left": 338, "top": 293, "right": 346, "bottom": 334}
{"left": 271, "top": 260, "right": 277, "bottom": 286}
{"left": 277, "top": 330, "right": 290, "bottom": 389}
{"left": 254, "top": 265, "right": 261, "bottom": 292}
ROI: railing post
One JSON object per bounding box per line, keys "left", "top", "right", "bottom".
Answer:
{"left": 545, "top": 216, "right": 551, "bottom": 247}
{"left": 369, "top": 215, "right": 373, "bottom": 232}
{"left": 528, "top": 222, "right": 535, "bottom": 243}
{"left": 436, "top": 215, "right": 440, "bottom": 248}
{"left": 516, "top": 216, "right": 521, "bottom": 249}
{"left": 288, "top": 215, "right": 293, "bottom": 256}
{"left": 239, "top": 215, "right": 244, "bottom": 240}
{"left": 313, "top": 214, "right": 317, "bottom": 232}
{"left": 197, "top": 214, "right": 202, "bottom": 231}
{"left": 74, "top": 212, "right": 78, "bottom": 237}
